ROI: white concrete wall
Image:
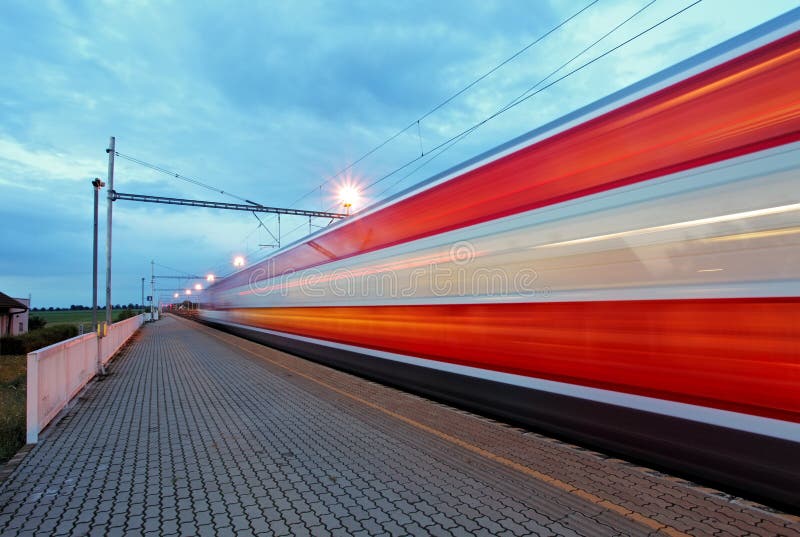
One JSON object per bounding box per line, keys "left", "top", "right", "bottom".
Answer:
{"left": 26, "top": 314, "right": 145, "bottom": 443}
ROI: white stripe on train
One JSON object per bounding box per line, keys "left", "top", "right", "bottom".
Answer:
{"left": 214, "top": 143, "right": 800, "bottom": 308}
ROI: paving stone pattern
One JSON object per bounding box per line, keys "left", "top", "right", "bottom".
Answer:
{"left": 0, "top": 315, "right": 797, "bottom": 536}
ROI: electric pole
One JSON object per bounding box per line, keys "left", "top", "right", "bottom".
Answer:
{"left": 105, "top": 136, "right": 115, "bottom": 324}
{"left": 150, "top": 260, "right": 155, "bottom": 320}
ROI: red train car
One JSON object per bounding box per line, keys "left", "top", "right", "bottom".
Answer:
{"left": 203, "top": 10, "right": 800, "bottom": 507}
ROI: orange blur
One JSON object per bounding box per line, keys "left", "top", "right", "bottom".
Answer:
{"left": 228, "top": 298, "right": 800, "bottom": 422}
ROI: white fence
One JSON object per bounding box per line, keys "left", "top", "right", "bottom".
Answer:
{"left": 26, "top": 314, "right": 145, "bottom": 443}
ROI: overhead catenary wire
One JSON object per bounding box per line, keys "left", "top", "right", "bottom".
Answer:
{"left": 115, "top": 150, "right": 288, "bottom": 254}
{"left": 221, "top": 1, "right": 613, "bottom": 263}
{"left": 276, "top": 0, "right": 700, "bottom": 243}
{"left": 114, "top": 151, "right": 260, "bottom": 206}
{"left": 247, "top": 0, "right": 604, "bottom": 245}
{"left": 153, "top": 262, "right": 201, "bottom": 277}
{"left": 277, "top": 0, "right": 603, "bottom": 211}
{"left": 250, "top": 211, "right": 279, "bottom": 245}
{"left": 361, "top": 0, "right": 700, "bottom": 194}
{"left": 367, "top": 0, "right": 664, "bottom": 197}
{"left": 217, "top": 0, "right": 701, "bottom": 270}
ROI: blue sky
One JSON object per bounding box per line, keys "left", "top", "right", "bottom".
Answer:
{"left": 0, "top": 0, "right": 796, "bottom": 307}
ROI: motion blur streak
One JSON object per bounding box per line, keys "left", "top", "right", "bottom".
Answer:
{"left": 202, "top": 11, "right": 800, "bottom": 507}
{"left": 213, "top": 28, "right": 800, "bottom": 294}
{"left": 538, "top": 203, "right": 800, "bottom": 248}
{"left": 222, "top": 299, "right": 799, "bottom": 423}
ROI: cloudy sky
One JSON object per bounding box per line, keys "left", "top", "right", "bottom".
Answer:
{"left": 0, "top": 0, "right": 796, "bottom": 307}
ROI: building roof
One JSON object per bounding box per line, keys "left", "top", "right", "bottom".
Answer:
{"left": 0, "top": 292, "right": 27, "bottom": 311}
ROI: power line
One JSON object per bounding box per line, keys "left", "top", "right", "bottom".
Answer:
{"left": 250, "top": 211, "right": 279, "bottom": 245}
{"left": 283, "top": 0, "right": 697, "bottom": 238}
{"left": 153, "top": 262, "right": 200, "bottom": 276}
{"left": 251, "top": 1, "right": 604, "bottom": 247}
{"left": 365, "top": 0, "right": 662, "bottom": 197}
{"left": 114, "top": 151, "right": 259, "bottom": 205}
{"left": 221, "top": 0, "right": 700, "bottom": 268}
{"left": 279, "top": 0, "right": 603, "bottom": 211}
{"left": 362, "top": 0, "right": 700, "bottom": 194}
{"left": 507, "top": 0, "right": 659, "bottom": 114}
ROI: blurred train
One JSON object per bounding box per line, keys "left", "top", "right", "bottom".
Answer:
{"left": 202, "top": 10, "right": 800, "bottom": 507}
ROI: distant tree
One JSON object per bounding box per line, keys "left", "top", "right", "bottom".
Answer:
{"left": 48, "top": 306, "right": 54, "bottom": 311}
{"left": 29, "top": 316, "right": 47, "bottom": 330}
{"left": 114, "top": 308, "right": 137, "bottom": 322}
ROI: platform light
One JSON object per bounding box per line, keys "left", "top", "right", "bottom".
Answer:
{"left": 206, "top": 274, "right": 215, "bottom": 282}
{"left": 338, "top": 184, "right": 360, "bottom": 216}
{"left": 233, "top": 256, "right": 245, "bottom": 267}
{"left": 185, "top": 289, "right": 192, "bottom": 295}
{"left": 173, "top": 293, "right": 179, "bottom": 298}
{"left": 194, "top": 283, "right": 202, "bottom": 291}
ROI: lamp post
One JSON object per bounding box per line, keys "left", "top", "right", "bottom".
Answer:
{"left": 141, "top": 277, "right": 145, "bottom": 313}
{"left": 92, "top": 177, "right": 107, "bottom": 376}
{"left": 91, "top": 178, "right": 105, "bottom": 332}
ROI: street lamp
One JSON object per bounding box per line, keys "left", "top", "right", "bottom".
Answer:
{"left": 206, "top": 274, "right": 215, "bottom": 282}
{"left": 194, "top": 283, "right": 202, "bottom": 291}
{"left": 91, "top": 178, "right": 106, "bottom": 333}
{"left": 338, "top": 184, "right": 360, "bottom": 216}
{"left": 233, "top": 256, "right": 245, "bottom": 268}
{"left": 91, "top": 177, "right": 107, "bottom": 376}
{"left": 173, "top": 293, "right": 179, "bottom": 299}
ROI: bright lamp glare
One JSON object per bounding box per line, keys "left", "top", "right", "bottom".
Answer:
{"left": 233, "top": 256, "right": 245, "bottom": 267}
{"left": 185, "top": 289, "right": 192, "bottom": 295}
{"left": 338, "top": 185, "right": 360, "bottom": 208}
{"left": 194, "top": 283, "right": 202, "bottom": 291}
{"left": 173, "top": 293, "right": 179, "bottom": 298}
{"left": 206, "top": 274, "right": 215, "bottom": 282}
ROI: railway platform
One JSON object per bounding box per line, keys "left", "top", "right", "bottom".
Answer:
{"left": 0, "top": 315, "right": 797, "bottom": 537}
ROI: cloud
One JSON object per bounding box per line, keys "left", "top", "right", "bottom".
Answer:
{"left": 0, "top": 136, "right": 104, "bottom": 184}
{"left": 0, "top": 0, "right": 797, "bottom": 305}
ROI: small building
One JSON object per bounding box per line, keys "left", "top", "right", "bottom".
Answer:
{"left": 0, "top": 292, "right": 29, "bottom": 337}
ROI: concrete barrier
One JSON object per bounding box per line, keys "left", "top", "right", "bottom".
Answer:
{"left": 26, "top": 314, "right": 145, "bottom": 443}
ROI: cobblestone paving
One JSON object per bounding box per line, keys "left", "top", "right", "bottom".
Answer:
{"left": 1, "top": 315, "right": 798, "bottom": 537}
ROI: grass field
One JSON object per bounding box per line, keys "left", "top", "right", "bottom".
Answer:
{"left": 0, "top": 355, "right": 26, "bottom": 463}
{"left": 33, "top": 309, "right": 140, "bottom": 329}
